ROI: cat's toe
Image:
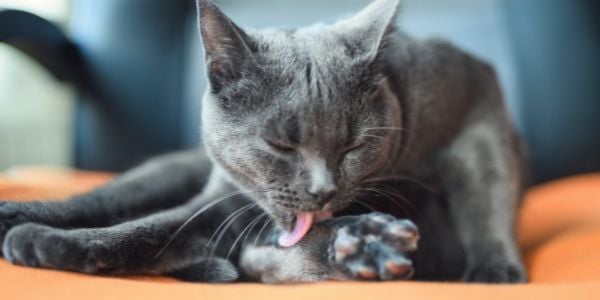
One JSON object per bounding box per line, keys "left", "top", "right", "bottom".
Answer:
{"left": 464, "top": 262, "right": 527, "bottom": 283}
{"left": 331, "top": 213, "right": 418, "bottom": 281}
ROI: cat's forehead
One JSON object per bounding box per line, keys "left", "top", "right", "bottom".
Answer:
{"left": 255, "top": 27, "right": 359, "bottom": 72}
{"left": 253, "top": 32, "right": 370, "bottom": 107}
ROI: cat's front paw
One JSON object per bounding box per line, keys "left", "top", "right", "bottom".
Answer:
{"left": 329, "top": 213, "right": 419, "bottom": 281}
{"left": 464, "top": 261, "right": 527, "bottom": 283}
{"left": 3, "top": 223, "right": 56, "bottom": 267}
{"left": 3, "top": 223, "right": 109, "bottom": 273}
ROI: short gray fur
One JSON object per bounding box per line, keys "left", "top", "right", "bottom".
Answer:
{"left": 0, "top": 0, "right": 526, "bottom": 283}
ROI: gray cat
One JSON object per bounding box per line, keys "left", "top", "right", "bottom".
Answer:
{"left": 0, "top": 0, "right": 526, "bottom": 283}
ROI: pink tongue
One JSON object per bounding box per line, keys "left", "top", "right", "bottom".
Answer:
{"left": 278, "top": 212, "right": 314, "bottom": 248}
{"left": 278, "top": 211, "right": 333, "bottom": 248}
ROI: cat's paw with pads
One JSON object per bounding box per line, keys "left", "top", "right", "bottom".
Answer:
{"left": 329, "top": 213, "right": 418, "bottom": 281}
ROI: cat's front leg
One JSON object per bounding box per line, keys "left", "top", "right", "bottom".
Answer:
{"left": 240, "top": 213, "right": 419, "bottom": 283}
{"left": 1, "top": 183, "right": 248, "bottom": 284}
{"left": 0, "top": 150, "right": 212, "bottom": 253}
{"left": 436, "top": 106, "right": 527, "bottom": 283}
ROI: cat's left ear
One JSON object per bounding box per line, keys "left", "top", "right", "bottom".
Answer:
{"left": 332, "top": 0, "right": 401, "bottom": 60}
{"left": 196, "top": 0, "right": 256, "bottom": 92}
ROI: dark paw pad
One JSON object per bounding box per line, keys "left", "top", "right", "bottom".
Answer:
{"left": 331, "top": 213, "right": 419, "bottom": 281}
{"left": 465, "top": 262, "right": 527, "bottom": 283}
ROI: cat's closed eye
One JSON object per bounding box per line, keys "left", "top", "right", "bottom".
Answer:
{"left": 264, "top": 138, "right": 295, "bottom": 153}
{"left": 344, "top": 141, "right": 367, "bottom": 154}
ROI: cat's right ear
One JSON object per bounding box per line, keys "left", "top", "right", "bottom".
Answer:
{"left": 197, "top": 0, "right": 256, "bottom": 93}
{"left": 332, "top": 0, "right": 401, "bottom": 61}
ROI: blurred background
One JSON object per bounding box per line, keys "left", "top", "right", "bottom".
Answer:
{"left": 0, "top": 0, "right": 598, "bottom": 184}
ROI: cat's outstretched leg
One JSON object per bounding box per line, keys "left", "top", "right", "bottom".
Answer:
{"left": 2, "top": 188, "right": 249, "bottom": 283}
{"left": 0, "top": 150, "right": 211, "bottom": 249}
{"left": 240, "top": 213, "right": 418, "bottom": 283}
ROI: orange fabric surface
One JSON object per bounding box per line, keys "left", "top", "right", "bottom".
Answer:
{"left": 1, "top": 168, "right": 599, "bottom": 300}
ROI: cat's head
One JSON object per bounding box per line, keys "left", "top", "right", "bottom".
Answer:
{"left": 198, "top": 0, "right": 403, "bottom": 234}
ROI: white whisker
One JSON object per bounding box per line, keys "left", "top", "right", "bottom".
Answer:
{"left": 361, "top": 133, "right": 427, "bottom": 171}
{"left": 207, "top": 203, "right": 258, "bottom": 261}
{"left": 226, "top": 213, "right": 266, "bottom": 259}
{"left": 206, "top": 202, "right": 257, "bottom": 247}
{"left": 154, "top": 190, "right": 266, "bottom": 259}
{"left": 253, "top": 218, "right": 273, "bottom": 245}
{"left": 362, "top": 126, "right": 408, "bottom": 133}
{"left": 351, "top": 199, "right": 378, "bottom": 212}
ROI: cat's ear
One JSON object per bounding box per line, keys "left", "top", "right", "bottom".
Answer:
{"left": 197, "top": 0, "right": 256, "bottom": 92}
{"left": 333, "top": 0, "right": 401, "bottom": 59}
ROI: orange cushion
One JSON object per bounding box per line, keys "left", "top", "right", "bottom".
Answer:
{"left": 1, "top": 167, "right": 599, "bottom": 299}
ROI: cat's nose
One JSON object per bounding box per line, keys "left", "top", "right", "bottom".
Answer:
{"left": 306, "top": 158, "right": 337, "bottom": 207}
{"left": 308, "top": 185, "right": 337, "bottom": 206}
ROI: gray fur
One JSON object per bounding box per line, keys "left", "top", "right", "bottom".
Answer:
{"left": 0, "top": 0, "right": 526, "bottom": 283}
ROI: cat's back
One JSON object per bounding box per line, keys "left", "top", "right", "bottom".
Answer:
{"left": 383, "top": 31, "right": 512, "bottom": 163}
